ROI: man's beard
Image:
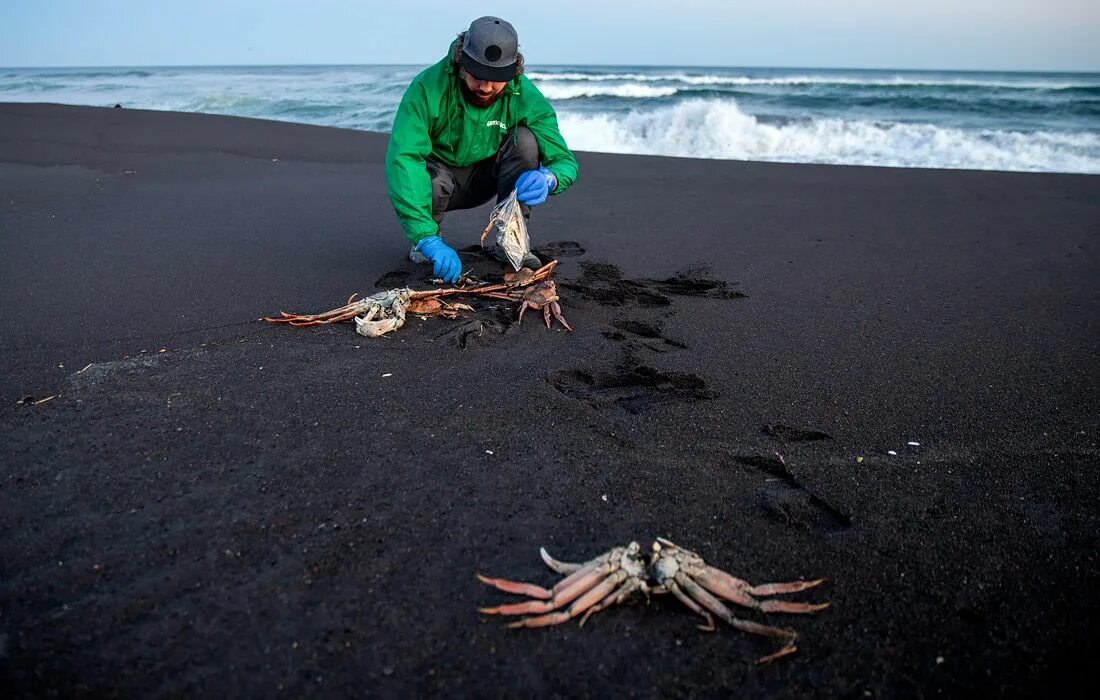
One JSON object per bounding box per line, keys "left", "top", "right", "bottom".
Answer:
{"left": 459, "top": 79, "right": 505, "bottom": 108}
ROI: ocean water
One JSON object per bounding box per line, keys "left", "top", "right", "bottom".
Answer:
{"left": 2, "top": 64, "right": 1099, "bottom": 174}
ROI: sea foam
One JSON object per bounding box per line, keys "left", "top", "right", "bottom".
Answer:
{"left": 528, "top": 71, "right": 1090, "bottom": 90}
{"left": 537, "top": 83, "right": 680, "bottom": 100}
{"left": 558, "top": 98, "right": 1100, "bottom": 173}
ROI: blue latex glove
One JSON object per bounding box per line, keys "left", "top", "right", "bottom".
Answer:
{"left": 514, "top": 165, "right": 557, "bottom": 206}
{"left": 416, "top": 235, "right": 461, "bottom": 284}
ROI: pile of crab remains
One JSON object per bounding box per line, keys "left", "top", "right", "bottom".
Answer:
{"left": 265, "top": 193, "right": 570, "bottom": 337}
{"left": 263, "top": 259, "right": 570, "bottom": 337}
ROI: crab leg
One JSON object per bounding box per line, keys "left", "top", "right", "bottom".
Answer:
{"left": 272, "top": 313, "right": 356, "bottom": 327}
{"left": 503, "top": 569, "right": 630, "bottom": 628}
{"left": 517, "top": 301, "right": 533, "bottom": 324}
{"left": 746, "top": 578, "right": 827, "bottom": 597}
{"left": 661, "top": 580, "right": 717, "bottom": 631}
{"left": 533, "top": 260, "right": 558, "bottom": 279}
{"left": 478, "top": 560, "right": 620, "bottom": 615}
{"left": 700, "top": 565, "right": 825, "bottom": 597}
{"left": 578, "top": 577, "right": 646, "bottom": 627}
{"left": 673, "top": 573, "right": 802, "bottom": 664}
{"left": 264, "top": 303, "right": 365, "bottom": 325}
{"left": 550, "top": 302, "right": 573, "bottom": 331}
{"left": 695, "top": 567, "right": 829, "bottom": 614}
{"left": 539, "top": 547, "right": 585, "bottom": 574}
{"left": 753, "top": 644, "right": 800, "bottom": 665}
{"left": 508, "top": 261, "right": 557, "bottom": 286}
{"left": 675, "top": 574, "right": 797, "bottom": 642}
{"left": 474, "top": 575, "right": 552, "bottom": 600}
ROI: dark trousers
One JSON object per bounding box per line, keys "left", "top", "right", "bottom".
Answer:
{"left": 427, "top": 125, "right": 539, "bottom": 225}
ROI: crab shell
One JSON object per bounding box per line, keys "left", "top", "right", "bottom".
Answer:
{"left": 522, "top": 280, "right": 560, "bottom": 307}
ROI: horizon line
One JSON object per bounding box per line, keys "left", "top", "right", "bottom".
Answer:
{"left": 3, "top": 62, "right": 1099, "bottom": 75}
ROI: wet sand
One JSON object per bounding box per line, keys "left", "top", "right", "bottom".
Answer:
{"left": 1, "top": 102, "right": 1098, "bottom": 698}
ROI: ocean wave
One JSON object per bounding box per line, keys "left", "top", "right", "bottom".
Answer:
{"left": 537, "top": 83, "right": 680, "bottom": 100}
{"left": 17, "top": 69, "right": 156, "bottom": 80}
{"left": 557, "top": 98, "right": 1100, "bottom": 174}
{"left": 177, "top": 93, "right": 272, "bottom": 113}
{"left": 3, "top": 65, "right": 1095, "bottom": 173}
{"left": 529, "top": 71, "right": 1095, "bottom": 91}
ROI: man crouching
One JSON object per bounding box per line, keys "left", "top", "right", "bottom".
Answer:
{"left": 384, "top": 16, "right": 579, "bottom": 283}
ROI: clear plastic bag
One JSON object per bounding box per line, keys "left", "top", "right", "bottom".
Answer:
{"left": 481, "top": 189, "right": 531, "bottom": 272}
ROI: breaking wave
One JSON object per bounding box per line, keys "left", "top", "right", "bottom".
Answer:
{"left": 528, "top": 70, "right": 1097, "bottom": 91}
{"left": 558, "top": 98, "right": 1100, "bottom": 173}
{"left": 537, "top": 83, "right": 680, "bottom": 100}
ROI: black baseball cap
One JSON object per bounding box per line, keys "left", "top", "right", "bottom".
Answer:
{"left": 461, "top": 16, "right": 519, "bottom": 82}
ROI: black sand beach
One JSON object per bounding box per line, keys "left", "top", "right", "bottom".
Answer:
{"left": 1, "top": 103, "right": 1098, "bottom": 697}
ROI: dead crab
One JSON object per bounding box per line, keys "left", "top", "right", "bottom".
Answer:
{"left": 517, "top": 279, "right": 572, "bottom": 331}
{"left": 477, "top": 539, "right": 829, "bottom": 664}
{"left": 263, "top": 260, "right": 571, "bottom": 337}
{"left": 649, "top": 538, "right": 828, "bottom": 664}
{"left": 500, "top": 263, "right": 572, "bottom": 331}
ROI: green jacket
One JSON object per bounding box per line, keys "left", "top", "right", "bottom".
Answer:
{"left": 385, "top": 44, "right": 579, "bottom": 244}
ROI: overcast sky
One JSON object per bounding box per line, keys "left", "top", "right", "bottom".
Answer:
{"left": 2, "top": 0, "right": 1098, "bottom": 71}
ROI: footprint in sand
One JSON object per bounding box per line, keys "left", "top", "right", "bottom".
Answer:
{"left": 561, "top": 261, "right": 747, "bottom": 308}
{"left": 731, "top": 454, "right": 852, "bottom": 532}
{"left": 550, "top": 361, "right": 716, "bottom": 415}
{"left": 603, "top": 320, "right": 688, "bottom": 353}
{"left": 531, "top": 240, "right": 585, "bottom": 259}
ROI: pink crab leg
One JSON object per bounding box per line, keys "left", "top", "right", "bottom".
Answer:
{"left": 695, "top": 569, "right": 830, "bottom": 614}
{"left": 278, "top": 312, "right": 359, "bottom": 326}
{"left": 264, "top": 316, "right": 315, "bottom": 326}
{"left": 477, "top": 556, "right": 611, "bottom": 600}
{"left": 504, "top": 570, "right": 627, "bottom": 629}
{"left": 528, "top": 260, "right": 558, "bottom": 282}
{"left": 517, "top": 301, "right": 533, "bottom": 323}
{"left": 754, "top": 645, "right": 800, "bottom": 665}
{"left": 676, "top": 574, "right": 797, "bottom": 641}
{"left": 547, "top": 559, "right": 618, "bottom": 596}
{"left": 474, "top": 574, "right": 552, "bottom": 600}
{"left": 578, "top": 577, "right": 645, "bottom": 627}
{"left": 698, "top": 565, "right": 826, "bottom": 596}
{"left": 539, "top": 547, "right": 585, "bottom": 574}
{"left": 747, "top": 578, "right": 827, "bottom": 597}
{"left": 543, "top": 305, "right": 553, "bottom": 329}
{"left": 550, "top": 302, "right": 573, "bottom": 331}
{"left": 673, "top": 574, "right": 801, "bottom": 664}
{"left": 663, "top": 580, "right": 717, "bottom": 631}
{"left": 266, "top": 303, "right": 364, "bottom": 325}
{"left": 758, "top": 599, "right": 830, "bottom": 614}
{"left": 478, "top": 562, "right": 617, "bottom": 615}
{"left": 298, "top": 301, "right": 363, "bottom": 319}
{"left": 298, "top": 309, "right": 362, "bottom": 325}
